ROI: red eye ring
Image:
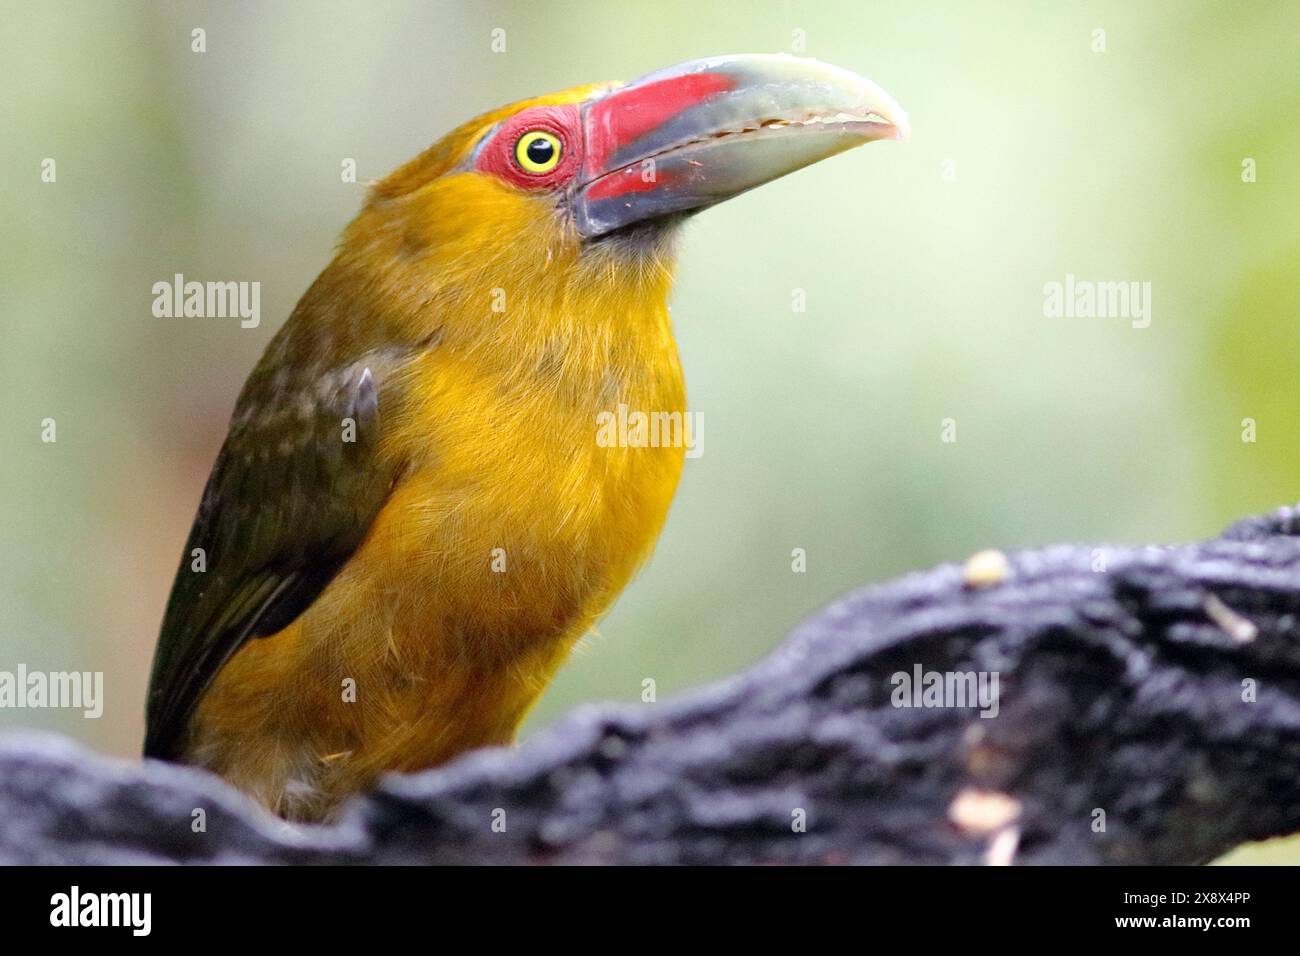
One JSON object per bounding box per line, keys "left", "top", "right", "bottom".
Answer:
{"left": 475, "top": 104, "right": 581, "bottom": 190}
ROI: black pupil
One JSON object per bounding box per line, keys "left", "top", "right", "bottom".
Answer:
{"left": 526, "top": 137, "right": 555, "bottom": 166}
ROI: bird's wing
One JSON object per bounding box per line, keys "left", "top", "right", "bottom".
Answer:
{"left": 144, "top": 352, "right": 401, "bottom": 760}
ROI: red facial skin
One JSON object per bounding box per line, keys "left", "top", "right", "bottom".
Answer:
{"left": 474, "top": 105, "right": 583, "bottom": 191}
{"left": 472, "top": 71, "right": 735, "bottom": 205}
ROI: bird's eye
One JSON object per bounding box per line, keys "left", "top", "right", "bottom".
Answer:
{"left": 514, "top": 130, "right": 562, "bottom": 174}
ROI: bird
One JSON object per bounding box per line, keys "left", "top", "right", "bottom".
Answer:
{"left": 143, "top": 53, "right": 909, "bottom": 821}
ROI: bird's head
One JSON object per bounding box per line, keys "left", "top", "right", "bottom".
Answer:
{"left": 334, "top": 54, "right": 906, "bottom": 357}
{"left": 358, "top": 54, "right": 907, "bottom": 268}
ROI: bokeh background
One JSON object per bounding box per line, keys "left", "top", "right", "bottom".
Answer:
{"left": 3, "top": 1, "right": 1299, "bottom": 862}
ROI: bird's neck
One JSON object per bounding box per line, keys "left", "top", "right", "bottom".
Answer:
{"left": 338, "top": 181, "right": 686, "bottom": 409}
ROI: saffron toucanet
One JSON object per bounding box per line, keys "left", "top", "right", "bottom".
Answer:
{"left": 144, "top": 54, "right": 909, "bottom": 820}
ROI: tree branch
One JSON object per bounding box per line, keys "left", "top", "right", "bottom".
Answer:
{"left": 5, "top": 506, "right": 1300, "bottom": 864}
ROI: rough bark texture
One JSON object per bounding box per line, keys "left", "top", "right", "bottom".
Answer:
{"left": 4, "top": 507, "right": 1300, "bottom": 865}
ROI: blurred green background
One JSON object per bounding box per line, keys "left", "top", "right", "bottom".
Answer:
{"left": 3, "top": 1, "right": 1298, "bottom": 862}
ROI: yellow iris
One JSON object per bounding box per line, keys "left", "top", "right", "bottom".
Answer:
{"left": 515, "top": 130, "right": 562, "bottom": 174}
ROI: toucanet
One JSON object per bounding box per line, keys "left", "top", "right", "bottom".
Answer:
{"left": 144, "top": 54, "right": 909, "bottom": 821}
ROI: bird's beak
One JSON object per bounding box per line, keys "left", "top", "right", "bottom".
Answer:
{"left": 572, "top": 54, "right": 909, "bottom": 239}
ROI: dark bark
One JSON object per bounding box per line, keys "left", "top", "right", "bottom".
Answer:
{"left": 4, "top": 506, "right": 1300, "bottom": 864}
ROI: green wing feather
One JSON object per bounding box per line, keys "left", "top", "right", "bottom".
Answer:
{"left": 144, "top": 351, "right": 400, "bottom": 761}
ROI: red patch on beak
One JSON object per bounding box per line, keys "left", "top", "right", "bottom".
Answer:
{"left": 581, "top": 167, "right": 677, "bottom": 203}
{"left": 583, "top": 72, "right": 735, "bottom": 178}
